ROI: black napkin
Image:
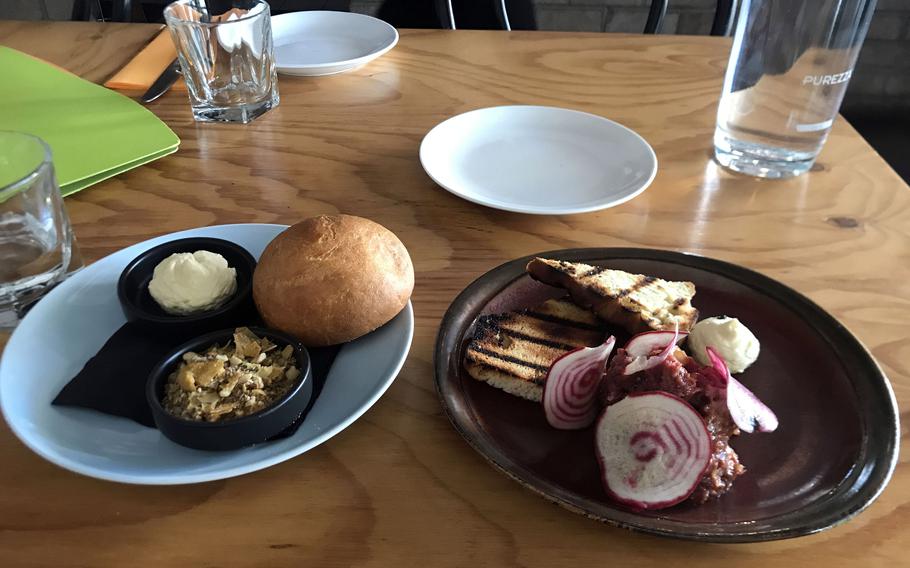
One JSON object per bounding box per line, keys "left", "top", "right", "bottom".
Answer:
{"left": 53, "top": 322, "right": 340, "bottom": 440}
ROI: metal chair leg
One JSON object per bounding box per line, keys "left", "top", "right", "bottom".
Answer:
{"left": 71, "top": 0, "right": 103, "bottom": 21}
{"left": 435, "top": 0, "right": 456, "bottom": 29}
{"left": 644, "top": 0, "right": 669, "bottom": 34}
{"left": 112, "top": 0, "right": 133, "bottom": 22}
{"left": 494, "top": 0, "right": 512, "bottom": 31}
{"left": 710, "top": 0, "right": 739, "bottom": 36}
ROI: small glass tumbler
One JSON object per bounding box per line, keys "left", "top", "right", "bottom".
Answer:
{"left": 0, "top": 132, "right": 82, "bottom": 329}
{"left": 164, "top": 0, "right": 279, "bottom": 123}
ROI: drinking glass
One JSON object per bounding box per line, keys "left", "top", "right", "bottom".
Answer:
{"left": 164, "top": 0, "right": 279, "bottom": 123}
{"left": 714, "top": 0, "right": 876, "bottom": 178}
{"left": 0, "top": 132, "right": 82, "bottom": 329}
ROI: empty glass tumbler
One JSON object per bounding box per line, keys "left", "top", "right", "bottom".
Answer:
{"left": 714, "top": 0, "right": 876, "bottom": 178}
{"left": 0, "top": 132, "right": 81, "bottom": 329}
{"left": 164, "top": 0, "right": 279, "bottom": 123}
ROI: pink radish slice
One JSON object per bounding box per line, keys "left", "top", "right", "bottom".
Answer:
{"left": 623, "top": 327, "right": 688, "bottom": 375}
{"left": 543, "top": 337, "right": 616, "bottom": 430}
{"left": 706, "top": 347, "right": 779, "bottom": 434}
{"left": 595, "top": 391, "right": 711, "bottom": 510}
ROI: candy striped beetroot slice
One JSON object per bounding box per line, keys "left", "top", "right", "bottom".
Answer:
{"left": 623, "top": 327, "right": 687, "bottom": 376}
{"left": 595, "top": 391, "right": 711, "bottom": 510}
{"left": 543, "top": 337, "right": 616, "bottom": 430}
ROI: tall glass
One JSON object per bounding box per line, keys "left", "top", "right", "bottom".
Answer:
{"left": 164, "top": 0, "right": 279, "bottom": 123}
{"left": 714, "top": 0, "right": 876, "bottom": 178}
{"left": 0, "top": 132, "right": 81, "bottom": 329}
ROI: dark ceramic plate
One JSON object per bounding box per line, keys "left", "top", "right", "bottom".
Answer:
{"left": 434, "top": 248, "right": 899, "bottom": 542}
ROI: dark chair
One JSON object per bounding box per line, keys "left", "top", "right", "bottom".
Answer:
{"left": 433, "top": 0, "right": 740, "bottom": 35}
{"left": 423, "top": 0, "right": 532, "bottom": 31}
{"left": 710, "top": 0, "right": 739, "bottom": 36}
{"left": 82, "top": 1, "right": 740, "bottom": 37}
{"left": 646, "top": 0, "right": 740, "bottom": 36}
{"left": 643, "top": 0, "right": 667, "bottom": 34}
{"left": 71, "top": 0, "right": 102, "bottom": 20}
{"left": 112, "top": 0, "right": 133, "bottom": 21}
{"left": 73, "top": 1, "right": 354, "bottom": 23}
{"left": 72, "top": 0, "right": 141, "bottom": 22}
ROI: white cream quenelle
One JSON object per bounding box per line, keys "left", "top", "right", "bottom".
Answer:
{"left": 687, "top": 316, "right": 760, "bottom": 373}
{"left": 148, "top": 250, "right": 237, "bottom": 315}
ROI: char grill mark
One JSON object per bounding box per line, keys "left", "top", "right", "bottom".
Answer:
{"left": 582, "top": 265, "right": 609, "bottom": 278}
{"left": 473, "top": 317, "right": 580, "bottom": 351}
{"left": 547, "top": 263, "right": 659, "bottom": 300}
{"left": 466, "top": 347, "right": 550, "bottom": 372}
{"left": 615, "top": 275, "right": 656, "bottom": 298}
{"left": 498, "top": 329, "right": 578, "bottom": 352}
{"left": 521, "top": 310, "right": 604, "bottom": 332}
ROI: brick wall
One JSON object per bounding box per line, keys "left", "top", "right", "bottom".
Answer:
{"left": 848, "top": 0, "right": 910, "bottom": 112}
{"left": 351, "top": 0, "right": 909, "bottom": 112}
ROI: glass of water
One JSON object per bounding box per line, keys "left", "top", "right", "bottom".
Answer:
{"left": 0, "top": 132, "right": 81, "bottom": 329}
{"left": 164, "top": 0, "right": 279, "bottom": 123}
{"left": 714, "top": 0, "right": 876, "bottom": 178}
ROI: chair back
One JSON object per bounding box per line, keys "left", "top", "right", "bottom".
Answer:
{"left": 435, "top": 0, "right": 740, "bottom": 35}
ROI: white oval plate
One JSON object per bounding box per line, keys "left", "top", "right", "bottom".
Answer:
{"left": 420, "top": 106, "right": 658, "bottom": 215}
{"left": 0, "top": 224, "right": 414, "bottom": 485}
{"left": 272, "top": 11, "right": 398, "bottom": 76}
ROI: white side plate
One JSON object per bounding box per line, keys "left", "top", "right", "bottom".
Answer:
{"left": 420, "top": 106, "right": 658, "bottom": 215}
{"left": 0, "top": 224, "right": 414, "bottom": 485}
{"left": 272, "top": 11, "right": 399, "bottom": 76}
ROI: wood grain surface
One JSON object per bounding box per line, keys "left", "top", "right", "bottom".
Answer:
{"left": 0, "top": 20, "right": 908, "bottom": 566}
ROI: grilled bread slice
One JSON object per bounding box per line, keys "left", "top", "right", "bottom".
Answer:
{"left": 464, "top": 297, "right": 607, "bottom": 402}
{"left": 526, "top": 258, "right": 698, "bottom": 334}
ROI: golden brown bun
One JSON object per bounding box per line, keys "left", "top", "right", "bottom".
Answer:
{"left": 253, "top": 214, "right": 414, "bottom": 346}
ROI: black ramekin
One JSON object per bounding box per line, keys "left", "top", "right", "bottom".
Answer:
{"left": 117, "top": 237, "right": 257, "bottom": 332}
{"left": 146, "top": 327, "right": 313, "bottom": 451}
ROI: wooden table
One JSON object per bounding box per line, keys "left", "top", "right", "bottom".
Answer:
{"left": 1, "top": 20, "right": 907, "bottom": 567}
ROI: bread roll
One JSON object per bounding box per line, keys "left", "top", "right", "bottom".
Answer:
{"left": 253, "top": 215, "right": 414, "bottom": 346}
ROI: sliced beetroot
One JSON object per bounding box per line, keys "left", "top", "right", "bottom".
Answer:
{"left": 623, "top": 327, "right": 688, "bottom": 375}
{"left": 706, "top": 347, "right": 779, "bottom": 434}
{"left": 543, "top": 337, "right": 616, "bottom": 430}
{"left": 595, "top": 391, "right": 711, "bottom": 510}
{"left": 625, "top": 329, "right": 685, "bottom": 358}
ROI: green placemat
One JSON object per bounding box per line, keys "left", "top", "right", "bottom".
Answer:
{"left": 0, "top": 47, "right": 179, "bottom": 196}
